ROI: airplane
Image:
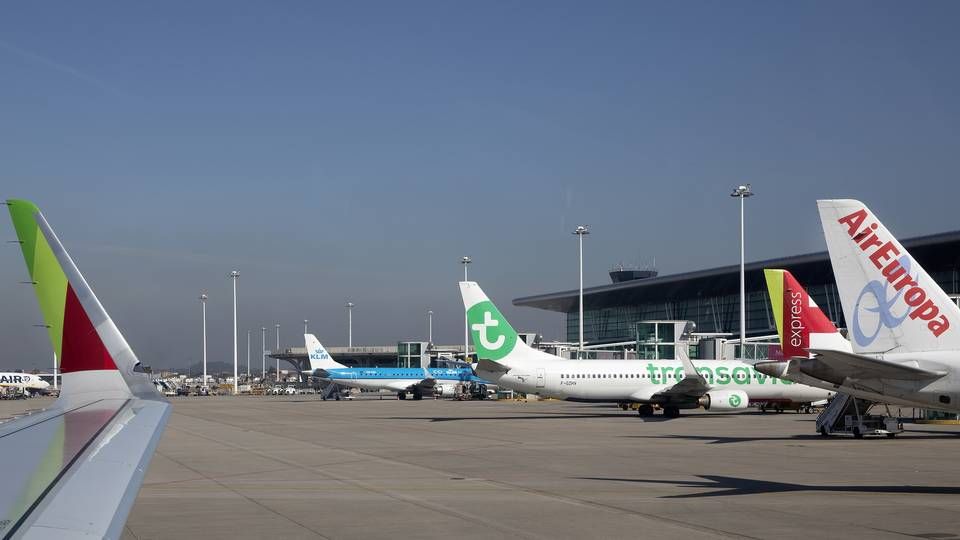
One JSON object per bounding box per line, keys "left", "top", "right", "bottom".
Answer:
{"left": 1, "top": 199, "right": 170, "bottom": 537}
{"left": 458, "top": 281, "right": 832, "bottom": 417}
{"left": 303, "top": 334, "right": 489, "bottom": 400}
{"left": 755, "top": 199, "right": 960, "bottom": 412}
{"left": 0, "top": 372, "right": 51, "bottom": 396}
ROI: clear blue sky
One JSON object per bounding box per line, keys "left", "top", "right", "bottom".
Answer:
{"left": 2, "top": 1, "right": 959, "bottom": 370}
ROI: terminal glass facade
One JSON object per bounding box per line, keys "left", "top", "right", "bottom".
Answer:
{"left": 566, "top": 269, "right": 960, "bottom": 345}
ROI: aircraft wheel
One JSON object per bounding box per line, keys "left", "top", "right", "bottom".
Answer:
{"left": 412, "top": 390, "right": 423, "bottom": 400}
{"left": 398, "top": 392, "right": 407, "bottom": 400}
{"left": 664, "top": 406, "right": 680, "bottom": 418}
{"left": 637, "top": 404, "right": 655, "bottom": 417}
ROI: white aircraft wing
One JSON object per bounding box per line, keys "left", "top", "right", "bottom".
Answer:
{"left": 808, "top": 348, "right": 947, "bottom": 381}
{"left": 649, "top": 350, "right": 710, "bottom": 401}
{"left": 3, "top": 199, "right": 170, "bottom": 539}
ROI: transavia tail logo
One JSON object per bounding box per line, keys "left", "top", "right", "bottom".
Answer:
{"left": 467, "top": 301, "right": 517, "bottom": 361}
{"left": 838, "top": 208, "right": 951, "bottom": 346}
{"left": 728, "top": 394, "right": 742, "bottom": 407}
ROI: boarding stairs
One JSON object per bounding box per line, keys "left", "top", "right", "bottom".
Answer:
{"left": 816, "top": 393, "right": 902, "bottom": 438}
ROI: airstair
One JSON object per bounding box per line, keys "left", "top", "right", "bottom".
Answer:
{"left": 816, "top": 393, "right": 903, "bottom": 438}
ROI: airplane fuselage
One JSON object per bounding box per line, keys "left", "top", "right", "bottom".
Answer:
{"left": 479, "top": 359, "right": 831, "bottom": 406}
{"left": 0, "top": 373, "right": 50, "bottom": 395}
{"left": 317, "top": 367, "right": 488, "bottom": 394}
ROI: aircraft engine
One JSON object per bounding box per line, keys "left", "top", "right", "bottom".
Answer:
{"left": 698, "top": 390, "right": 749, "bottom": 411}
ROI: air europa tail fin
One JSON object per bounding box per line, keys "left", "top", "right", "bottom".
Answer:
{"left": 818, "top": 199, "right": 960, "bottom": 354}
{"left": 764, "top": 269, "right": 850, "bottom": 358}
{"left": 7, "top": 199, "right": 150, "bottom": 402}
{"left": 459, "top": 281, "right": 537, "bottom": 366}
{"left": 304, "top": 334, "right": 346, "bottom": 371}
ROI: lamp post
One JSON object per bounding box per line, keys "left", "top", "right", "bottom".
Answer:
{"left": 275, "top": 323, "right": 280, "bottom": 381}
{"left": 428, "top": 310, "right": 433, "bottom": 344}
{"left": 730, "top": 184, "right": 754, "bottom": 353}
{"left": 461, "top": 256, "right": 471, "bottom": 362}
{"left": 304, "top": 319, "right": 308, "bottom": 335}
{"left": 261, "top": 326, "right": 266, "bottom": 378}
{"left": 246, "top": 329, "right": 251, "bottom": 379}
{"left": 200, "top": 293, "right": 208, "bottom": 389}
{"left": 345, "top": 302, "right": 354, "bottom": 347}
{"left": 230, "top": 271, "right": 239, "bottom": 395}
{"left": 573, "top": 226, "right": 589, "bottom": 357}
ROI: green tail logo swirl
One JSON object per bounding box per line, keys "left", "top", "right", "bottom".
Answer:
{"left": 467, "top": 301, "right": 518, "bottom": 361}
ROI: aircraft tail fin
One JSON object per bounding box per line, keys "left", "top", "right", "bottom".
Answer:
{"left": 459, "top": 281, "right": 537, "bottom": 366}
{"left": 7, "top": 199, "right": 151, "bottom": 401}
{"left": 818, "top": 199, "right": 960, "bottom": 353}
{"left": 304, "top": 334, "right": 346, "bottom": 371}
{"left": 763, "top": 269, "right": 851, "bottom": 358}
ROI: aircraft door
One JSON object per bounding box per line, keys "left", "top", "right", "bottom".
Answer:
{"left": 536, "top": 368, "right": 545, "bottom": 388}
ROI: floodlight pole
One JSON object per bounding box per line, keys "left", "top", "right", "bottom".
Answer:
{"left": 246, "top": 329, "right": 251, "bottom": 379}
{"left": 345, "top": 302, "right": 355, "bottom": 347}
{"left": 275, "top": 323, "right": 280, "bottom": 381}
{"left": 461, "top": 256, "right": 472, "bottom": 362}
{"left": 304, "top": 319, "right": 308, "bottom": 334}
{"left": 200, "top": 293, "right": 208, "bottom": 389}
{"left": 730, "top": 184, "right": 754, "bottom": 354}
{"left": 573, "top": 226, "right": 590, "bottom": 357}
{"left": 428, "top": 310, "right": 433, "bottom": 344}
{"left": 230, "top": 271, "right": 239, "bottom": 395}
{"left": 261, "top": 326, "right": 266, "bottom": 377}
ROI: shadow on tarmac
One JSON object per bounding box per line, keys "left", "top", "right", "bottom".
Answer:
{"left": 575, "top": 475, "right": 960, "bottom": 498}
{"left": 623, "top": 431, "right": 960, "bottom": 444}
{"left": 373, "top": 413, "right": 633, "bottom": 422}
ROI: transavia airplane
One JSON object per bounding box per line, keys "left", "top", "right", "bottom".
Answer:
{"left": 304, "top": 334, "right": 489, "bottom": 400}
{"left": 756, "top": 199, "right": 960, "bottom": 412}
{"left": 0, "top": 372, "right": 51, "bottom": 396}
{"left": 459, "top": 281, "right": 832, "bottom": 417}
{"left": 2, "top": 199, "right": 170, "bottom": 537}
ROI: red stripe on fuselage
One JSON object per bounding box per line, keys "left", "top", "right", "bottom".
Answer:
{"left": 60, "top": 284, "right": 117, "bottom": 372}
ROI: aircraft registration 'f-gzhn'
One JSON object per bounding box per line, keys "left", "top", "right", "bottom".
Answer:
{"left": 459, "top": 281, "right": 832, "bottom": 417}
{"left": 756, "top": 199, "right": 960, "bottom": 412}
{"left": 1, "top": 199, "right": 170, "bottom": 539}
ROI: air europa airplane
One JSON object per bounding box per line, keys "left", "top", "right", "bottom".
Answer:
{"left": 459, "top": 281, "right": 831, "bottom": 417}
{"left": 756, "top": 199, "right": 960, "bottom": 412}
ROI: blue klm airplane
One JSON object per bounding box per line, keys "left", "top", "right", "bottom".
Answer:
{"left": 304, "top": 334, "right": 488, "bottom": 400}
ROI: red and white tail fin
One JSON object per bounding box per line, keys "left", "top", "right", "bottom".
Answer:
{"left": 764, "top": 269, "right": 851, "bottom": 358}
{"left": 818, "top": 199, "right": 960, "bottom": 354}
{"left": 7, "top": 199, "right": 156, "bottom": 403}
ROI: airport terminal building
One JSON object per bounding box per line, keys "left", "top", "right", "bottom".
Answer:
{"left": 514, "top": 230, "right": 960, "bottom": 347}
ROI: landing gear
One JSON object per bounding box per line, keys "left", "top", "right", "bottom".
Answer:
{"left": 412, "top": 388, "right": 423, "bottom": 401}
{"left": 663, "top": 406, "right": 680, "bottom": 418}
{"left": 398, "top": 392, "right": 407, "bottom": 400}
{"left": 637, "top": 404, "right": 655, "bottom": 417}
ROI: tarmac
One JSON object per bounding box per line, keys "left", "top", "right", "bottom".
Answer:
{"left": 5, "top": 396, "right": 960, "bottom": 539}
